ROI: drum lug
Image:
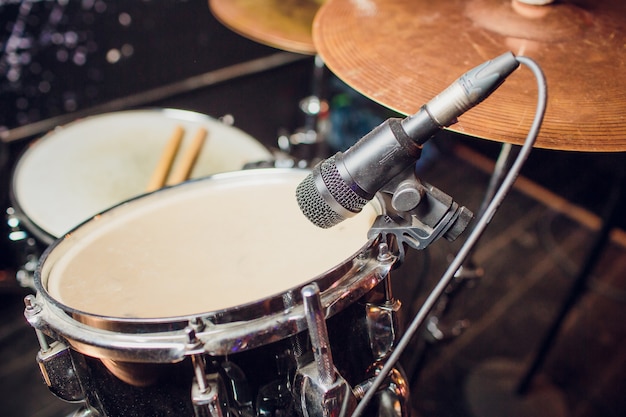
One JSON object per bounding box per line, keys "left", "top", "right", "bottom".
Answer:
{"left": 365, "top": 299, "right": 401, "bottom": 360}
{"left": 294, "top": 367, "right": 356, "bottom": 417}
{"left": 36, "top": 339, "right": 86, "bottom": 402}
{"left": 192, "top": 372, "right": 229, "bottom": 417}
{"left": 354, "top": 366, "right": 411, "bottom": 417}
{"left": 24, "top": 294, "right": 85, "bottom": 403}
{"left": 67, "top": 406, "right": 102, "bottom": 417}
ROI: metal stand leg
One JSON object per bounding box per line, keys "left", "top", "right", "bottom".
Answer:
{"left": 465, "top": 154, "right": 625, "bottom": 417}
{"left": 516, "top": 165, "right": 625, "bottom": 395}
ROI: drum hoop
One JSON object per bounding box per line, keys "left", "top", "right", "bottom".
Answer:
{"left": 27, "top": 253, "right": 392, "bottom": 362}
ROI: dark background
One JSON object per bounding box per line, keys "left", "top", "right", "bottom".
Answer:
{"left": 0, "top": 1, "right": 624, "bottom": 417}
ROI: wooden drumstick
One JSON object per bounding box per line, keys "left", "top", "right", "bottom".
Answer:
{"left": 146, "top": 125, "right": 185, "bottom": 192}
{"left": 166, "top": 127, "right": 208, "bottom": 186}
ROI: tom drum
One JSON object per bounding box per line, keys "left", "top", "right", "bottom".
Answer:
{"left": 25, "top": 169, "right": 410, "bottom": 417}
{"left": 8, "top": 109, "right": 271, "bottom": 287}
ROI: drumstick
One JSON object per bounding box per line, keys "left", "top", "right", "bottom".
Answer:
{"left": 166, "top": 127, "right": 208, "bottom": 186}
{"left": 146, "top": 125, "right": 185, "bottom": 192}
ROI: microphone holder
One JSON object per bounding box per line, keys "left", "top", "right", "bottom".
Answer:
{"left": 367, "top": 166, "right": 474, "bottom": 262}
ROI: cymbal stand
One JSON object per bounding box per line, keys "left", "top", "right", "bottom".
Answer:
{"left": 462, "top": 156, "right": 624, "bottom": 417}
{"left": 277, "top": 54, "right": 329, "bottom": 165}
{"left": 516, "top": 154, "right": 625, "bottom": 395}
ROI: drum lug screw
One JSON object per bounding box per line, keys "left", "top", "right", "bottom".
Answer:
{"left": 24, "top": 294, "right": 42, "bottom": 315}
{"left": 187, "top": 325, "right": 228, "bottom": 417}
{"left": 377, "top": 243, "right": 394, "bottom": 263}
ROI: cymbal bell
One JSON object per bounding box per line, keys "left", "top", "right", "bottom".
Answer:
{"left": 209, "top": 0, "right": 324, "bottom": 55}
{"left": 313, "top": 0, "right": 626, "bottom": 152}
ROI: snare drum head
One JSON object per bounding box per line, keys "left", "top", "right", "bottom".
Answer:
{"left": 12, "top": 109, "right": 271, "bottom": 241}
{"left": 41, "top": 169, "right": 380, "bottom": 319}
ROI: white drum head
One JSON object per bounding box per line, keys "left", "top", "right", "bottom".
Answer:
{"left": 42, "top": 169, "right": 380, "bottom": 319}
{"left": 12, "top": 109, "right": 271, "bottom": 241}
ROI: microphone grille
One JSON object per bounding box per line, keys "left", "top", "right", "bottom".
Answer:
{"left": 295, "top": 156, "right": 369, "bottom": 229}
{"left": 319, "top": 156, "right": 369, "bottom": 212}
{"left": 296, "top": 172, "right": 344, "bottom": 229}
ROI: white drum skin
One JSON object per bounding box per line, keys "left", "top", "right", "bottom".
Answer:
{"left": 11, "top": 109, "right": 271, "bottom": 242}
{"left": 42, "top": 169, "right": 379, "bottom": 318}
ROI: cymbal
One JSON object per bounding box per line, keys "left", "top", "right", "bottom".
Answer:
{"left": 313, "top": 0, "right": 626, "bottom": 152}
{"left": 209, "top": 0, "right": 324, "bottom": 55}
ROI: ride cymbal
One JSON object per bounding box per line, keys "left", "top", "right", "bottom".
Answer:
{"left": 313, "top": 0, "right": 626, "bottom": 151}
{"left": 209, "top": 0, "right": 325, "bottom": 55}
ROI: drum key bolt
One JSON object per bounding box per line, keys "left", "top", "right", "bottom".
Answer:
{"left": 187, "top": 325, "right": 229, "bottom": 417}
{"left": 294, "top": 283, "right": 357, "bottom": 417}
{"left": 302, "top": 284, "right": 335, "bottom": 386}
{"left": 24, "top": 295, "right": 48, "bottom": 351}
{"left": 376, "top": 243, "right": 394, "bottom": 263}
{"left": 24, "top": 294, "right": 42, "bottom": 315}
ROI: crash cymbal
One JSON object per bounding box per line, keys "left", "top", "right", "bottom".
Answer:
{"left": 313, "top": 0, "right": 626, "bottom": 151}
{"left": 209, "top": 0, "right": 324, "bottom": 55}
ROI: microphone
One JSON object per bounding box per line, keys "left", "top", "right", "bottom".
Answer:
{"left": 296, "top": 52, "right": 520, "bottom": 228}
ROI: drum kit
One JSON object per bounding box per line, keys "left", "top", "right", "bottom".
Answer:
{"left": 5, "top": 0, "right": 625, "bottom": 417}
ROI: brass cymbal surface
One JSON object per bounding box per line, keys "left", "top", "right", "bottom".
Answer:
{"left": 313, "top": 0, "right": 626, "bottom": 151}
{"left": 209, "top": 0, "right": 324, "bottom": 55}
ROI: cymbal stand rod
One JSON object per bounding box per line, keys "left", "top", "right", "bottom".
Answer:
{"left": 457, "top": 141, "right": 520, "bottom": 273}
{"left": 278, "top": 54, "right": 330, "bottom": 164}
{"left": 351, "top": 55, "right": 546, "bottom": 417}
{"left": 476, "top": 143, "right": 519, "bottom": 239}
{"left": 302, "top": 54, "right": 326, "bottom": 132}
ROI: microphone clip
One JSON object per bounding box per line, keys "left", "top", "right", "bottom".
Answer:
{"left": 367, "top": 167, "right": 473, "bottom": 261}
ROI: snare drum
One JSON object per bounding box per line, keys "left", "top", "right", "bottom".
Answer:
{"left": 8, "top": 109, "right": 271, "bottom": 287}
{"left": 25, "top": 169, "right": 410, "bottom": 417}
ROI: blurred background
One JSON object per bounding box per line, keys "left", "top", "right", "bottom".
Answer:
{"left": 0, "top": 1, "right": 624, "bottom": 417}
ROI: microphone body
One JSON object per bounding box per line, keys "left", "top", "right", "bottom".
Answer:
{"left": 297, "top": 52, "right": 520, "bottom": 228}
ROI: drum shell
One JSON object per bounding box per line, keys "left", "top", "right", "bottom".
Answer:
{"left": 39, "top": 285, "right": 394, "bottom": 417}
